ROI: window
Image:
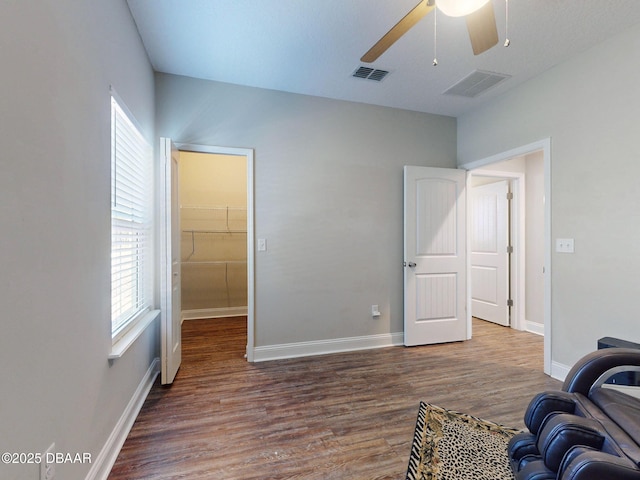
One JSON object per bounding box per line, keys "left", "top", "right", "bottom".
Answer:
{"left": 110, "top": 96, "right": 153, "bottom": 339}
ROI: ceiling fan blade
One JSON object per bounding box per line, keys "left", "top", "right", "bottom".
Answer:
{"left": 361, "top": 0, "right": 435, "bottom": 63}
{"left": 465, "top": 1, "right": 499, "bottom": 55}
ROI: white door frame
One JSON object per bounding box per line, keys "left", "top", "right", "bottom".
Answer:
{"left": 175, "top": 142, "right": 256, "bottom": 362}
{"left": 459, "top": 138, "right": 551, "bottom": 375}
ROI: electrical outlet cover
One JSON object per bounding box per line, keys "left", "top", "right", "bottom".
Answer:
{"left": 556, "top": 238, "right": 575, "bottom": 253}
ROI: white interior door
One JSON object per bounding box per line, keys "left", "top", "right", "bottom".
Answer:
{"left": 470, "top": 180, "right": 509, "bottom": 326}
{"left": 404, "top": 166, "right": 467, "bottom": 346}
{"left": 160, "top": 137, "right": 182, "bottom": 384}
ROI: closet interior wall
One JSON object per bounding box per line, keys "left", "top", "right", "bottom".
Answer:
{"left": 179, "top": 151, "right": 248, "bottom": 319}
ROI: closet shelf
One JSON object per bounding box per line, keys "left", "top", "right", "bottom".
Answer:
{"left": 180, "top": 204, "right": 247, "bottom": 310}
{"left": 183, "top": 228, "right": 246, "bottom": 261}
{"left": 182, "top": 229, "right": 247, "bottom": 234}
{"left": 181, "top": 205, "right": 247, "bottom": 239}
{"left": 182, "top": 260, "right": 247, "bottom": 265}
{"left": 181, "top": 205, "right": 246, "bottom": 211}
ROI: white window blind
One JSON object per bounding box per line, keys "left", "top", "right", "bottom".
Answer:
{"left": 111, "top": 96, "right": 153, "bottom": 337}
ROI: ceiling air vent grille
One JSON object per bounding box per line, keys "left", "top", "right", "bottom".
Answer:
{"left": 352, "top": 66, "right": 390, "bottom": 82}
{"left": 443, "top": 70, "right": 511, "bottom": 98}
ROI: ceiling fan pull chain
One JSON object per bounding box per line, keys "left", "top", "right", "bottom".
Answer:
{"left": 504, "top": 0, "right": 510, "bottom": 47}
{"left": 433, "top": 6, "right": 438, "bottom": 66}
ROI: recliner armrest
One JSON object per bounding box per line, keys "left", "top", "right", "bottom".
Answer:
{"left": 563, "top": 348, "right": 640, "bottom": 395}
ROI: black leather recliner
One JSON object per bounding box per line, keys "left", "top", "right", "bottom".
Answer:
{"left": 508, "top": 348, "right": 640, "bottom": 480}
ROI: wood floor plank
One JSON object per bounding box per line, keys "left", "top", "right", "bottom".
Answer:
{"left": 108, "top": 317, "right": 561, "bottom": 479}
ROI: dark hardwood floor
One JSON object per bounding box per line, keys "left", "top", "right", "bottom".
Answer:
{"left": 108, "top": 317, "right": 561, "bottom": 480}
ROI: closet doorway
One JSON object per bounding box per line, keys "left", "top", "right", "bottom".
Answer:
{"left": 176, "top": 144, "right": 255, "bottom": 361}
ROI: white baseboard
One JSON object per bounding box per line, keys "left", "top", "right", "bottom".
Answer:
{"left": 182, "top": 306, "right": 248, "bottom": 320}
{"left": 85, "top": 357, "right": 160, "bottom": 480}
{"left": 525, "top": 320, "right": 544, "bottom": 336}
{"left": 253, "top": 332, "right": 404, "bottom": 362}
{"left": 551, "top": 360, "right": 570, "bottom": 382}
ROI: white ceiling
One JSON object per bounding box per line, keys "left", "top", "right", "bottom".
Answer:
{"left": 127, "top": 0, "right": 640, "bottom": 117}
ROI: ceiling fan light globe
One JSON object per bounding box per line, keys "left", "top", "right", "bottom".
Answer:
{"left": 437, "top": 0, "right": 490, "bottom": 17}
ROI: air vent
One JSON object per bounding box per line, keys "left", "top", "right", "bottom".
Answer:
{"left": 443, "top": 70, "right": 511, "bottom": 98}
{"left": 352, "top": 66, "right": 390, "bottom": 82}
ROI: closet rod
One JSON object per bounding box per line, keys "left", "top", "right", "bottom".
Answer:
{"left": 182, "top": 229, "right": 247, "bottom": 234}
{"left": 181, "top": 205, "right": 246, "bottom": 210}
{"left": 182, "top": 260, "right": 247, "bottom": 265}
{"left": 182, "top": 228, "right": 246, "bottom": 261}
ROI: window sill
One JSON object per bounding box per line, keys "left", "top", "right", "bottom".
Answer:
{"left": 109, "top": 309, "right": 160, "bottom": 360}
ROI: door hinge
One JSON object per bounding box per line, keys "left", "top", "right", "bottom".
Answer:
{"left": 507, "top": 299, "right": 514, "bottom": 307}
{"left": 507, "top": 245, "right": 513, "bottom": 254}
{"left": 506, "top": 192, "right": 513, "bottom": 200}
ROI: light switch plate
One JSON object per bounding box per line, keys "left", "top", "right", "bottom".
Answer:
{"left": 257, "top": 238, "right": 267, "bottom": 252}
{"left": 556, "top": 238, "right": 574, "bottom": 253}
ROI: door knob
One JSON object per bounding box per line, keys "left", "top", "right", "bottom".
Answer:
{"left": 406, "top": 262, "right": 416, "bottom": 268}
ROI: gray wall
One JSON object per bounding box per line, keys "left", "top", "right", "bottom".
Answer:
{"left": 0, "top": 1, "right": 157, "bottom": 479}
{"left": 457, "top": 22, "right": 640, "bottom": 368}
{"left": 156, "top": 73, "right": 457, "bottom": 347}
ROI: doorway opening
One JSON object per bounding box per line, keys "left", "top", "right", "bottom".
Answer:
{"left": 176, "top": 143, "right": 255, "bottom": 362}
{"left": 462, "top": 139, "right": 551, "bottom": 374}
{"left": 179, "top": 151, "right": 248, "bottom": 320}
{"left": 469, "top": 177, "right": 513, "bottom": 328}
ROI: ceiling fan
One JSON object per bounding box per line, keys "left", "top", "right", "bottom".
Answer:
{"left": 361, "top": 0, "right": 499, "bottom": 63}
